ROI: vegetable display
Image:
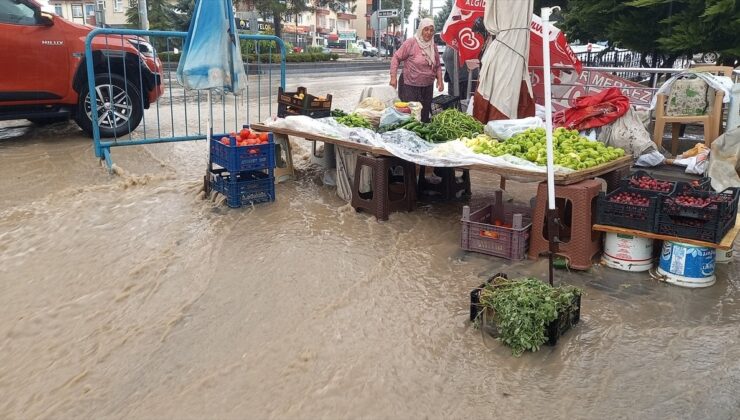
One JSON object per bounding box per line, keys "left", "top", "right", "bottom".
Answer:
{"left": 382, "top": 109, "right": 484, "bottom": 143}
{"left": 331, "top": 109, "right": 348, "bottom": 118}
{"left": 463, "top": 127, "right": 626, "bottom": 170}
{"left": 478, "top": 277, "right": 582, "bottom": 356}
{"left": 335, "top": 113, "right": 373, "bottom": 129}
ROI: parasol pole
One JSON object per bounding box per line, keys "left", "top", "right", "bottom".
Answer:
{"left": 542, "top": 6, "right": 560, "bottom": 286}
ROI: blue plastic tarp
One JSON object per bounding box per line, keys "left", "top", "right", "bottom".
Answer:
{"left": 176, "top": 0, "right": 247, "bottom": 93}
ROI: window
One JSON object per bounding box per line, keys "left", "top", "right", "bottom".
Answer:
{"left": 318, "top": 16, "right": 326, "bottom": 27}
{"left": 53, "top": 4, "right": 63, "bottom": 17}
{"left": 297, "top": 14, "right": 302, "bottom": 24}
{"left": 284, "top": 13, "right": 291, "bottom": 23}
{"left": 96, "top": 0, "right": 104, "bottom": 11}
{"left": 0, "top": 0, "right": 37, "bottom": 24}
{"left": 72, "top": 4, "right": 83, "bottom": 17}
{"left": 85, "top": 4, "right": 95, "bottom": 16}
{"left": 114, "top": 0, "right": 123, "bottom": 12}
{"left": 329, "top": 18, "right": 335, "bottom": 30}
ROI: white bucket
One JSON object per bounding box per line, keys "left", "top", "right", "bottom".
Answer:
{"left": 602, "top": 233, "right": 654, "bottom": 272}
{"left": 657, "top": 241, "right": 716, "bottom": 288}
{"left": 715, "top": 248, "right": 734, "bottom": 264}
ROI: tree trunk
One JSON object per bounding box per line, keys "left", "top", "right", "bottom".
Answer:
{"left": 273, "top": 13, "right": 282, "bottom": 39}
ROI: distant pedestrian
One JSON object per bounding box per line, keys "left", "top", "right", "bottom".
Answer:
{"left": 389, "top": 18, "right": 443, "bottom": 123}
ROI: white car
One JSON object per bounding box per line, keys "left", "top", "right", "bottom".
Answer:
{"left": 357, "top": 41, "right": 378, "bottom": 57}
{"left": 693, "top": 52, "right": 719, "bottom": 64}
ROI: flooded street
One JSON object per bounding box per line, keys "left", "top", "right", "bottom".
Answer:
{"left": 1, "top": 70, "right": 739, "bottom": 419}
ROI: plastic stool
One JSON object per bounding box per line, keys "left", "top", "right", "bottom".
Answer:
{"left": 273, "top": 133, "right": 295, "bottom": 183}
{"left": 528, "top": 179, "right": 603, "bottom": 270}
{"left": 351, "top": 155, "right": 416, "bottom": 221}
{"left": 418, "top": 166, "right": 471, "bottom": 200}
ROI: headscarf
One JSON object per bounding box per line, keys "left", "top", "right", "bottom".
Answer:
{"left": 414, "top": 18, "right": 436, "bottom": 68}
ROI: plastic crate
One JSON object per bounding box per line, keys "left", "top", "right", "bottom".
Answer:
{"left": 622, "top": 170, "right": 711, "bottom": 196}
{"left": 659, "top": 188, "right": 739, "bottom": 222}
{"left": 621, "top": 170, "right": 677, "bottom": 196}
{"left": 656, "top": 212, "right": 736, "bottom": 244}
{"left": 596, "top": 186, "right": 660, "bottom": 232}
{"left": 469, "top": 273, "right": 581, "bottom": 347}
{"left": 461, "top": 193, "right": 532, "bottom": 260}
{"left": 210, "top": 133, "right": 275, "bottom": 173}
{"left": 277, "top": 86, "right": 332, "bottom": 110}
{"left": 277, "top": 103, "right": 331, "bottom": 119}
{"left": 210, "top": 169, "right": 275, "bottom": 208}
{"left": 431, "top": 94, "right": 460, "bottom": 115}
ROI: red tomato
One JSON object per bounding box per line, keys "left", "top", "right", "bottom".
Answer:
{"left": 220, "top": 137, "right": 230, "bottom": 145}
{"left": 240, "top": 128, "right": 251, "bottom": 138}
{"left": 247, "top": 133, "right": 258, "bottom": 140}
{"left": 258, "top": 132, "right": 269, "bottom": 142}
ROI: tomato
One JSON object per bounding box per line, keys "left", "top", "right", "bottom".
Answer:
{"left": 240, "top": 128, "right": 251, "bottom": 138}
{"left": 220, "top": 136, "right": 230, "bottom": 145}
{"left": 258, "top": 132, "right": 269, "bottom": 142}
{"left": 247, "top": 133, "right": 258, "bottom": 140}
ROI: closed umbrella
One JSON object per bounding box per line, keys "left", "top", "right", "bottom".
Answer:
{"left": 176, "top": 0, "right": 248, "bottom": 194}
{"left": 472, "top": 0, "right": 535, "bottom": 122}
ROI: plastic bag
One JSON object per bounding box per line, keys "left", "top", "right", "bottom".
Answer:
{"left": 357, "top": 85, "right": 399, "bottom": 108}
{"left": 707, "top": 127, "right": 740, "bottom": 191}
{"left": 354, "top": 97, "right": 386, "bottom": 127}
{"left": 597, "top": 107, "right": 654, "bottom": 158}
{"left": 484, "top": 117, "right": 545, "bottom": 140}
{"left": 407, "top": 102, "right": 423, "bottom": 121}
{"left": 379, "top": 108, "right": 411, "bottom": 128}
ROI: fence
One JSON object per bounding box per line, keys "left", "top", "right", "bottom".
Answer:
{"left": 83, "top": 28, "right": 286, "bottom": 169}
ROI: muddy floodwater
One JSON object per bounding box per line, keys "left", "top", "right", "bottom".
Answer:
{"left": 1, "top": 71, "right": 739, "bottom": 419}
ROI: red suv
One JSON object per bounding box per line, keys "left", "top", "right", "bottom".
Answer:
{"left": 0, "top": 0, "right": 164, "bottom": 137}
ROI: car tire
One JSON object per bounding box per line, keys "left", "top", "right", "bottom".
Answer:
{"left": 75, "top": 73, "right": 143, "bottom": 138}
{"left": 362, "top": 51, "right": 368, "bottom": 57}
{"left": 702, "top": 52, "right": 718, "bottom": 64}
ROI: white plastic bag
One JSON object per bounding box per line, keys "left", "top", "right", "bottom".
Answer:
{"left": 379, "top": 107, "right": 411, "bottom": 128}
{"left": 484, "top": 117, "right": 545, "bottom": 140}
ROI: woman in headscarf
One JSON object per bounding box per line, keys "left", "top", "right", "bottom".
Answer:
{"left": 389, "top": 18, "right": 443, "bottom": 123}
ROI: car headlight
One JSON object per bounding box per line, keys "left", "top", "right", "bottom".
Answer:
{"left": 128, "top": 38, "right": 155, "bottom": 58}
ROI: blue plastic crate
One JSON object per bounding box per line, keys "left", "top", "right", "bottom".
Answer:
{"left": 210, "top": 169, "right": 275, "bottom": 208}
{"left": 210, "top": 132, "right": 275, "bottom": 172}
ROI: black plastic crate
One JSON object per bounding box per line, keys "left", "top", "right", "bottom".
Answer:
{"left": 431, "top": 94, "right": 460, "bottom": 115}
{"left": 596, "top": 186, "right": 659, "bottom": 232}
{"left": 469, "top": 274, "right": 581, "bottom": 347}
{"left": 621, "top": 170, "right": 676, "bottom": 196}
{"left": 210, "top": 168, "right": 275, "bottom": 208}
{"left": 656, "top": 212, "right": 735, "bottom": 244}
{"left": 277, "top": 103, "right": 331, "bottom": 119}
{"left": 660, "top": 188, "right": 739, "bottom": 222}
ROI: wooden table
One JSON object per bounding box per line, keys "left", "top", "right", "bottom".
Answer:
{"left": 593, "top": 215, "right": 740, "bottom": 250}
{"left": 252, "top": 124, "right": 633, "bottom": 186}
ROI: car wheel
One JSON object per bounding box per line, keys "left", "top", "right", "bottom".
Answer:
{"left": 702, "top": 52, "right": 718, "bottom": 63}
{"left": 75, "top": 73, "right": 143, "bottom": 138}
{"left": 362, "top": 51, "right": 368, "bottom": 57}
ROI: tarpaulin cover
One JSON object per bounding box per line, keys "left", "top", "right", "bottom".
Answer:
{"left": 176, "top": 0, "right": 247, "bottom": 93}
{"left": 554, "top": 87, "right": 629, "bottom": 131}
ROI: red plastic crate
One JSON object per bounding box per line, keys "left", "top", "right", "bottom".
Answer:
{"left": 461, "top": 193, "right": 532, "bottom": 260}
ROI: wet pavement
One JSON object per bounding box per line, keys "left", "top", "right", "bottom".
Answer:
{"left": 1, "top": 70, "right": 739, "bottom": 419}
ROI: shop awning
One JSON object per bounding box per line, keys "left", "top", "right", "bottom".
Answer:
{"left": 326, "top": 34, "right": 339, "bottom": 41}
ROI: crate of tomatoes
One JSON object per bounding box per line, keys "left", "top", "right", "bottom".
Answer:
{"left": 596, "top": 186, "right": 661, "bottom": 232}
{"left": 622, "top": 170, "right": 711, "bottom": 197}
{"left": 655, "top": 188, "right": 739, "bottom": 243}
{"left": 210, "top": 126, "right": 275, "bottom": 173}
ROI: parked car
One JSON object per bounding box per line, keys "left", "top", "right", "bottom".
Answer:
{"left": 357, "top": 41, "right": 378, "bottom": 57}
{"left": 693, "top": 51, "right": 719, "bottom": 64}
{"left": 434, "top": 33, "right": 446, "bottom": 58}
{"left": 0, "top": 0, "right": 164, "bottom": 137}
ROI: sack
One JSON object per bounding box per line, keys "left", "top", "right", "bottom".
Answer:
{"left": 484, "top": 117, "right": 545, "bottom": 140}
{"left": 379, "top": 107, "right": 412, "bottom": 128}
{"left": 597, "top": 107, "right": 653, "bottom": 158}
{"left": 666, "top": 77, "right": 713, "bottom": 116}
{"left": 554, "top": 87, "right": 630, "bottom": 131}
{"left": 354, "top": 97, "right": 387, "bottom": 127}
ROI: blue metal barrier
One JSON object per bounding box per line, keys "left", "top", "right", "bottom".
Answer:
{"left": 83, "top": 28, "right": 286, "bottom": 169}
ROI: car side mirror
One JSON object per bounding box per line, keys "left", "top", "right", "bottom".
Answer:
{"left": 39, "top": 12, "right": 54, "bottom": 26}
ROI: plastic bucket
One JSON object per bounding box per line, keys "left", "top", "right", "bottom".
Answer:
{"left": 715, "top": 248, "right": 734, "bottom": 264}
{"left": 602, "top": 233, "right": 654, "bottom": 272}
{"left": 657, "top": 241, "right": 716, "bottom": 288}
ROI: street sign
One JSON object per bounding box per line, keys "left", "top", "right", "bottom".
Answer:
{"left": 370, "top": 12, "right": 389, "bottom": 30}
{"left": 338, "top": 30, "right": 356, "bottom": 41}
{"left": 377, "top": 9, "right": 398, "bottom": 18}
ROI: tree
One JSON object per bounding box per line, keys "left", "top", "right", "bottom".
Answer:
{"left": 381, "top": 0, "right": 412, "bottom": 28}
{"left": 253, "top": 0, "right": 357, "bottom": 39}
{"left": 126, "top": 0, "right": 176, "bottom": 30}
{"left": 433, "top": 0, "right": 452, "bottom": 32}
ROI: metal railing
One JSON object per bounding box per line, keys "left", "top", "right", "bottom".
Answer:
{"left": 84, "top": 28, "right": 286, "bottom": 169}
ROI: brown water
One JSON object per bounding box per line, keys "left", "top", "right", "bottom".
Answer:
{"left": 1, "top": 71, "right": 739, "bottom": 419}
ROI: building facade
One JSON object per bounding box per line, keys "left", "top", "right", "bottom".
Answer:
{"left": 49, "top": 0, "right": 131, "bottom": 27}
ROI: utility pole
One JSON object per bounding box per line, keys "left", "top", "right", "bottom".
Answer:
{"left": 400, "top": 0, "right": 404, "bottom": 39}
{"left": 377, "top": 0, "right": 381, "bottom": 51}
{"left": 138, "top": 0, "right": 149, "bottom": 31}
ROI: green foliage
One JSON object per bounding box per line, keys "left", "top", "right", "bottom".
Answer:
{"left": 381, "top": 0, "right": 413, "bottom": 27}
{"left": 125, "top": 0, "right": 176, "bottom": 30}
{"left": 434, "top": 0, "right": 453, "bottom": 32}
{"left": 562, "top": 0, "right": 740, "bottom": 64}
{"left": 478, "top": 277, "right": 581, "bottom": 356}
